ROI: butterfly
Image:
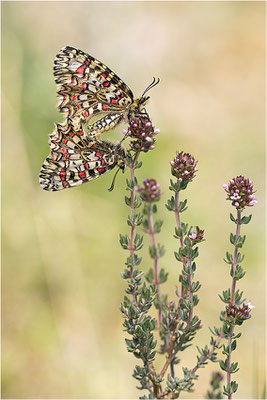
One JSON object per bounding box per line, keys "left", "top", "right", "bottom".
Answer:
{"left": 39, "top": 119, "right": 127, "bottom": 191}
{"left": 53, "top": 46, "right": 159, "bottom": 137}
{"left": 40, "top": 46, "right": 159, "bottom": 191}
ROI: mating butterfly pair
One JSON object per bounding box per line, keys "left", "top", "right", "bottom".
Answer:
{"left": 39, "top": 46, "right": 158, "bottom": 191}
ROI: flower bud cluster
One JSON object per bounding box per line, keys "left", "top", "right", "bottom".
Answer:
{"left": 122, "top": 116, "right": 159, "bottom": 152}
{"left": 188, "top": 228, "right": 205, "bottom": 244}
{"left": 137, "top": 178, "right": 161, "bottom": 203}
{"left": 223, "top": 176, "right": 257, "bottom": 209}
{"left": 226, "top": 301, "right": 254, "bottom": 324}
{"left": 170, "top": 151, "right": 198, "bottom": 183}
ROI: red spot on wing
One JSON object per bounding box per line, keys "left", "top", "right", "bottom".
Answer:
{"left": 63, "top": 181, "right": 69, "bottom": 187}
{"left": 65, "top": 154, "right": 70, "bottom": 159}
{"left": 101, "top": 73, "right": 107, "bottom": 78}
{"left": 61, "top": 148, "right": 67, "bottom": 153}
{"left": 84, "top": 163, "right": 89, "bottom": 169}
{"left": 78, "top": 131, "right": 83, "bottom": 136}
{"left": 72, "top": 95, "right": 78, "bottom": 100}
{"left": 76, "top": 65, "right": 86, "bottom": 74}
{"left": 111, "top": 99, "right": 118, "bottom": 104}
{"left": 78, "top": 171, "right": 86, "bottom": 179}
{"left": 60, "top": 169, "right": 66, "bottom": 181}
{"left": 63, "top": 139, "right": 67, "bottom": 144}
{"left": 82, "top": 83, "right": 87, "bottom": 88}
{"left": 97, "top": 167, "right": 105, "bottom": 172}
{"left": 84, "top": 110, "right": 89, "bottom": 118}
{"left": 77, "top": 105, "right": 82, "bottom": 109}
{"left": 70, "top": 133, "right": 74, "bottom": 137}
{"left": 103, "top": 104, "right": 109, "bottom": 110}
{"left": 104, "top": 81, "right": 110, "bottom": 87}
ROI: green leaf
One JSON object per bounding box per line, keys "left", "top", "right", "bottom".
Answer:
{"left": 230, "top": 362, "right": 239, "bottom": 374}
{"left": 125, "top": 196, "right": 132, "bottom": 206}
{"left": 230, "top": 213, "right": 237, "bottom": 224}
{"left": 241, "top": 214, "right": 252, "bottom": 224}
{"left": 159, "top": 268, "right": 168, "bottom": 284}
{"left": 149, "top": 245, "right": 157, "bottom": 259}
{"left": 154, "top": 219, "right": 163, "bottom": 234}
{"left": 119, "top": 234, "right": 130, "bottom": 249}
{"left": 219, "top": 359, "right": 227, "bottom": 372}
{"left": 166, "top": 196, "right": 175, "bottom": 211}
{"left": 231, "top": 340, "right": 237, "bottom": 351}
{"left": 224, "top": 252, "right": 233, "bottom": 265}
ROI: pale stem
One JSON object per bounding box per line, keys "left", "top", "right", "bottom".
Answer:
{"left": 148, "top": 207, "right": 162, "bottom": 328}
{"left": 227, "top": 209, "right": 242, "bottom": 399}
{"left": 191, "top": 329, "right": 224, "bottom": 375}
{"left": 127, "top": 152, "right": 163, "bottom": 397}
{"left": 129, "top": 152, "right": 140, "bottom": 303}
{"left": 186, "top": 256, "right": 194, "bottom": 327}
{"left": 174, "top": 184, "right": 186, "bottom": 299}
{"left": 160, "top": 181, "right": 195, "bottom": 378}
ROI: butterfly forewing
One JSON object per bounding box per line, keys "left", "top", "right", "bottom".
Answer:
{"left": 54, "top": 46, "right": 134, "bottom": 126}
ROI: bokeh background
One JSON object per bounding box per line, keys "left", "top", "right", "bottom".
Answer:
{"left": 2, "top": 1, "right": 265, "bottom": 399}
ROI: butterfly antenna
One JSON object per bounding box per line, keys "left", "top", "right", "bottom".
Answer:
{"left": 108, "top": 167, "right": 121, "bottom": 192}
{"left": 141, "top": 77, "right": 160, "bottom": 98}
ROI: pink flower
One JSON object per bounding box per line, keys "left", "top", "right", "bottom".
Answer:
{"left": 223, "top": 176, "right": 257, "bottom": 209}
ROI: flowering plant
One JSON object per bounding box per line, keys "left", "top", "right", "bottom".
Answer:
{"left": 120, "top": 117, "right": 256, "bottom": 399}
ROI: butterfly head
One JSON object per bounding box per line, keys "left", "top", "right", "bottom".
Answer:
{"left": 139, "top": 95, "right": 150, "bottom": 107}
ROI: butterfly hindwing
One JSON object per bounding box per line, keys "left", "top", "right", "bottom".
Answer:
{"left": 39, "top": 156, "right": 114, "bottom": 191}
{"left": 39, "top": 120, "right": 127, "bottom": 191}
{"left": 54, "top": 46, "right": 134, "bottom": 124}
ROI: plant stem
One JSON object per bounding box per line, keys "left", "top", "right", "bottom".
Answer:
{"left": 174, "top": 187, "right": 184, "bottom": 248}
{"left": 148, "top": 207, "right": 162, "bottom": 328}
{"left": 227, "top": 209, "right": 242, "bottom": 399}
{"left": 128, "top": 153, "right": 140, "bottom": 305}
{"left": 191, "top": 329, "right": 224, "bottom": 375}
{"left": 230, "top": 210, "right": 242, "bottom": 305}
{"left": 160, "top": 324, "right": 178, "bottom": 379}
{"left": 186, "top": 254, "right": 194, "bottom": 328}
{"left": 174, "top": 184, "right": 187, "bottom": 301}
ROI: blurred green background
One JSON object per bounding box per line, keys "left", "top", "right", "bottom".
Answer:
{"left": 2, "top": 1, "right": 265, "bottom": 399}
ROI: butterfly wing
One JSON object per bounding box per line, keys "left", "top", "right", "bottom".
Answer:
{"left": 54, "top": 46, "right": 134, "bottom": 125}
{"left": 39, "top": 120, "right": 122, "bottom": 191}
{"left": 40, "top": 155, "right": 116, "bottom": 191}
